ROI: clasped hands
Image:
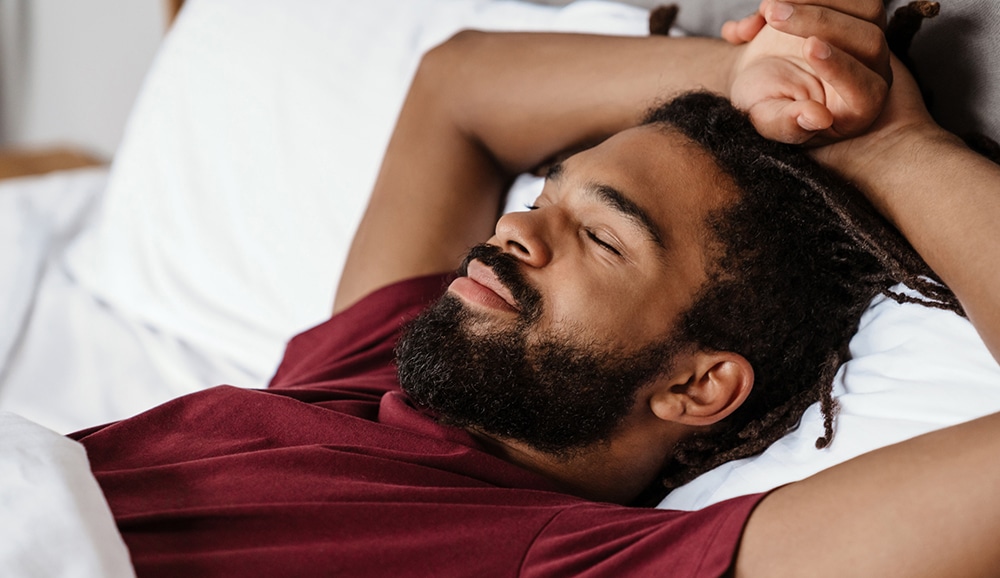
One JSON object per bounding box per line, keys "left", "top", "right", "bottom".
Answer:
{"left": 722, "top": 0, "right": 892, "bottom": 146}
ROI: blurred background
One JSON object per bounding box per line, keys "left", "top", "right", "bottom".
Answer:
{"left": 0, "top": 0, "right": 166, "bottom": 172}
{"left": 2, "top": 0, "right": 994, "bottom": 175}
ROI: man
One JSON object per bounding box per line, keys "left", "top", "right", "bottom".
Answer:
{"left": 75, "top": 0, "right": 1000, "bottom": 576}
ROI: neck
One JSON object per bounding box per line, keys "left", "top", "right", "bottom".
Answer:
{"left": 468, "top": 416, "right": 687, "bottom": 505}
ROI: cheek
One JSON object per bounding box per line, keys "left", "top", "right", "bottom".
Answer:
{"left": 537, "top": 273, "right": 661, "bottom": 347}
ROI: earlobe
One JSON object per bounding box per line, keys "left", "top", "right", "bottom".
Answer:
{"left": 649, "top": 352, "right": 754, "bottom": 427}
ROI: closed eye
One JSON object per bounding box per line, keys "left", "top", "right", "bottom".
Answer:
{"left": 586, "top": 230, "right": 622, "bottom": 256}
{"left": 524, "top": 203, "right": 623, "bottom": 257}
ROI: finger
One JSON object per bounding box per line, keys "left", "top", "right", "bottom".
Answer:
{"left": 763, "top": 1, "right": 891, "bottom": 83}
{"left": 760, "top": 0, "right": 885, "bottom": 29}
{"left": 803, "top": 37, "right": 890, "bottom": 137}
{"left": 720, "top": 20, "right": 744, "bottom": 45}
{"left": 749, "top": 98, "right": 834, "bottom": 144}
{"left": 722, "top": 13, "right": 767, "bottom": 45}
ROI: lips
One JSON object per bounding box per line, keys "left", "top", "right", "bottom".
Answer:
{"left": 468, "top": 260, "right": 519, "bottom": 308}
{"left": 450, "top": 260, "right": 520, "bottom": 312}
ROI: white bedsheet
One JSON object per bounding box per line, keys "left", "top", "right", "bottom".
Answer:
{"left": 0, "top": 168, "right": 260, "bottom": 435}
{"left": 0, "top": 168, "right": 106, "bottom": 379}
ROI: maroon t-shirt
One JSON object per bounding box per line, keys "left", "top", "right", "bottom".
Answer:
{"left": 76, "top": 274, "right": 764, "bottom": 577}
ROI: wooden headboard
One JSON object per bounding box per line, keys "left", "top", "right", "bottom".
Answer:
{"left": 165, "top": 0, "right": 185, "bottom": 27}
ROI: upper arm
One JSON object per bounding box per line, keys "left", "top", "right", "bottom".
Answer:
{"left": 333, "top": 33, "right": 509, "bottom": 313}
{"left": 733, "top": 410, "right": 1000, "bottom": 577}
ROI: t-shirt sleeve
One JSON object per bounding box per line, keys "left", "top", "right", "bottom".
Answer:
{"left": 268, "top": 274, "right": 451, "bottom": 392}
{"left": 523, "top": 494, "right": 765, "bottom": 578}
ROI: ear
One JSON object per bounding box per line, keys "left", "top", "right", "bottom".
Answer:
{"left": 649, "top": 351, "right": 754, "bottom": 427}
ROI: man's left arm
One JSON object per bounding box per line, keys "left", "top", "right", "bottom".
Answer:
{"left": 730, "top": 36, "right": 1000, "bottom": 578}
{"left": 815, "top": 61, "right": 1000, "bottom": 362}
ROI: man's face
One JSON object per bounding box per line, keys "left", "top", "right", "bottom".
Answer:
{"left": 397, "top": 126, "right": 736, "bottom": 454}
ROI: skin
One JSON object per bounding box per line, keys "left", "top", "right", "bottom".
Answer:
{"left": 337, "top": 0, "right": 1000, "bottom": 574}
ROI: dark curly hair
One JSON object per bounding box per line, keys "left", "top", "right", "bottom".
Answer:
{"left": 641, "top": 91, "right": 964, "bottom": 494}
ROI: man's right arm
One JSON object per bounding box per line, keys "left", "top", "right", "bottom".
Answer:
{"left": 734, "top": 55, "right": 1000, "bottom": 578}
{"left": 333, "top": 32, "right": 750, "bottom": 314}
{"left": 333, "top": 0, "right": 890, "bottom": 314}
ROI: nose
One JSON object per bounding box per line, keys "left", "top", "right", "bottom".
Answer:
{"left": 492, "top": 208, "right": 554, "bottom": 267}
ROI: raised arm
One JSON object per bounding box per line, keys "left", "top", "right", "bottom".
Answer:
{"left": 333, "top": 0, "right": 890, "bottom": 312}
{"left": 733, "top": 48, "right": 1000, "bottom": 578}
{"left": 333, "top": 33, "right": 732, "bottom": 312}
{"left": 816, "top": 66, "right": 1000, "bottom": 362}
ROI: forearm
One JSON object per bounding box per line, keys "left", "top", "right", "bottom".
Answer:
{"left": 428, "top": 31, "right": 738, "bottom": 174}
{"left": 833, "top": 127, "right": 1000, "bottom": 362}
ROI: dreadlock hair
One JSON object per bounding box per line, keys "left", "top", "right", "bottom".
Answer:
{"left": 641, "top": 91, "right": 965, "bottom": 493}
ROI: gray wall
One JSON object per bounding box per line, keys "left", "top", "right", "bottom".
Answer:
{"left": 0, "top": 0, "right": 164, "bottom": 158}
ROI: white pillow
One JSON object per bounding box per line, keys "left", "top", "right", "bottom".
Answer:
{"left": 64, "top": 0, "right": 651, "bottom": 383}
{"left": 660, "top": 288, "right": 1000, "bottom": 510}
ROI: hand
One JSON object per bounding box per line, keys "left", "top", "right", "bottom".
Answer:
{"left": 724, "top": 0, "right": 891, "bottom": 144}
{"left": 812, "top": 55, "right": 944, "bottom": 188}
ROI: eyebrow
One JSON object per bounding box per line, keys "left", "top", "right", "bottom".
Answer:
{"left": 546, "top": 161, "right": 666, "bottom": 249}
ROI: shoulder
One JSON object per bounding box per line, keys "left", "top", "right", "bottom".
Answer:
{"left": 523, "top": 496, "right": 766, "bottom": 577}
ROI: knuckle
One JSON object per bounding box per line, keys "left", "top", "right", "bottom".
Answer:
{"left": 863, "top": 2, "right": 887, "bottom": 28}
{"left": 841, "top": 22, "right": 891, "bottom": 77}
{"left": 857, "top": 26, "right": 885, "bottom": 59}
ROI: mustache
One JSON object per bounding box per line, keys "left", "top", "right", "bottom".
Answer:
{"left": 458, "top": 244, "right": 542, "bottom": 322}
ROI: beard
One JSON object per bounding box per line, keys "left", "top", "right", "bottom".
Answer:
{"left": 396, "top": 244, "right": 680, "bottom": 457}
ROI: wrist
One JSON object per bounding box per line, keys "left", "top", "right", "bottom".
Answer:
{"left": 724, "top": 44, "right": 750, "bottom": 100}
{"left": 816, "top": 119, "right": 952, "bottom": 182}
{"left": 816, "top": 122, "right": 964, "bottom": 224}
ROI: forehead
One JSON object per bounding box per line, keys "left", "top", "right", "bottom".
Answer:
{"left": 560, "top": 125, "right": 737, "bottom": 245}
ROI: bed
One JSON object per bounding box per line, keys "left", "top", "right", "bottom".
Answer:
{"left": 2, "top": 0, "right": 999, "bottom": 575}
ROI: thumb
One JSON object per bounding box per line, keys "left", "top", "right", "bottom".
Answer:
{"left": 721, "top": 13, "right": 767, "bottom": 45}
